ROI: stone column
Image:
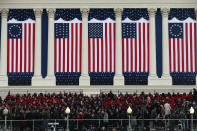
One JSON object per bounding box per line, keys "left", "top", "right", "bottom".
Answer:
{"left": 32, "top": 8, "right": 43, "bottom": 86}
{"left": 79, "top": 8, "right": 90, "bottom": 86}
{"left": 114, "top": 8, "right": 124, "bottom": 86}
{"left": 148, "top": 8, "right": 159, "bottom": 85}
{"left": 0, "top": 9, "right": 8, "bottom": 86}
{"left": 44, "top": 8, "right": 56, "bottom": 86}
{"left": 195, "top": 8, "right": 197, "bottom": 86}
{"left": 161, "top": 8, "right": 172, "bottom": 85}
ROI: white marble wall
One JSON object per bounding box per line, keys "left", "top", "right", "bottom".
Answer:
{"left": 0, "top": 6, "right": 196, "bottom": 87}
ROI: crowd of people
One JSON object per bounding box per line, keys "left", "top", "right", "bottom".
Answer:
{"left": 0, "top": 89, "right": 196, "bottom": 131}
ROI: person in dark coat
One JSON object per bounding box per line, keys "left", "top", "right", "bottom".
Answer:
{"left": 77, "top": 112, "right": 84, "bottom": 130}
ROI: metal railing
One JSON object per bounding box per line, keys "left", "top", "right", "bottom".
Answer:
{"left": 0, "top": 119, "right": 197, "bottom": 131}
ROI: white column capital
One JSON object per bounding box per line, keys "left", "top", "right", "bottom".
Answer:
{"left": 47, "top": 8, "right": 56, "bottom": 18}
{"left": 80, "top": 8, "right": 89, "bottom": 18}
{"left": 161, "top": 8, "right": 170, "bottom": 17}
{"left": 1, "top": 8, "right": 9, "bottom": 18}
{"left": 34, "top": 8, "right": 43, "bottom": 18}
{"left": 114, "top": 8, "right": 123, "bottom": 17}
{"left": 195, "top": 8, "right": 197, "bottom": 15}
{"left": 148, "top": 8, "right": 157, "bottom": 17}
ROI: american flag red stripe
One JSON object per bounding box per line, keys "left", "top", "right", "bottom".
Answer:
{"left": 24, "top": 24, "right": 27, "bottom": 72}
{"left": 28, "top": 23, "right": 31, "bottom": 73}
{"left": 80, "top": 24, "right": 82, "bottom": 72}
{"left": 122, "top": 22, "right": 149, "bottom": 72}
{"left": 169, "top": 22, "right": 197, "bottom": 72}
{"left": 194, "top": 23, "right": 197, "bottom": 72}
{"left": 33, "top": 24, "right": 35, "bottom": 72}
{"left": 7, "top": 39, "right": 9, "bottom": 72}
{"left": 55, "top": 22, "right": 82, "bottom": 72}
{"left": 7, "top": 23, "right": 35, "bottom": 73}
{"left": 75, "top": 23, "right": 78, "bottom": 72}
{"left": 113, "top": 23, "right": 116, "bottom": 72}
{"left": 186, "top": 23, "right": 189, "bottom": 72}
{"left": 105, "top": 23, "right": 108, "bottom": 72}
{"left": 88, "top": 22, "right": 115, "bottom": 72}
{"left": 71, "top": 23, "right": 74, "bottom": 72}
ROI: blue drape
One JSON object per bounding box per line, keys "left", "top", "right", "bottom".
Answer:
{"left": 123, "top": 72, "right": 149, "bottom": 85}
{"left": 55, "top": 72, "right": 81, "bottom": 85}
{"left": 169, "top": 8, "right": 196, "bottom": 21}
{"left": 155, "top": 9, "right": 162, "bottom": 78}
{"left": 122, "top": 8, "right": 149, "bottom": 21}
{"left": 55, "top": 9, "right": 81, "bottom": 21}
{"left": 89, "top": 9, "right": 115, "bottom": 21}
{"left": 41, "top": 9, "right": 48, "bottom": 78}
{"left": 8, "top": 9, "right": 35, "bottom": 21}
{"left": 7, "top": 72, "right": 33, "bottom": 86}
{"left": 171, "top": 72, "right": 196, "bottom": 85}
{"left": 89, "top": 72, "right": 115, "bottom": 85}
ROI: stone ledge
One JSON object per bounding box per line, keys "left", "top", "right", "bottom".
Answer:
{"left": 42, "top": 76, "right": 56, "bottom": 86}
{"left": 32, "top": 76, "right": 44, "bottom": 86}
{"left": 148, "top": 76, "right": 172, "bottom": 85}
{"left": 114, "top": 75, "right": 124, "bottom": 86}
{"left": 79, "top": 76, "right": 90, "bottom": 86}
{"left": 0, "top": 2, "right": 197, "bottom": 8}
{"left": 0, "top": 76, "right": 8, "bottom": 86}
{"left": 0, "top": 85, "right": 194, "bottom": 98}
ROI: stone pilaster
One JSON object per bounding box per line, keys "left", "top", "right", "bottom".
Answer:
{"left": 195, "top": 8, "right": 197, "bottom": 86}
{"left": 79, "top": 8, "right": 90, "bottom": 86}
{"left": 160, "top": 8, "right": 172, "bottom": 85}
{"left": 148, "top": 8, "right": 159, "bottom": 85}
{"left": 113, "top": 8, "right": 124, "bottom": 86}
{"left": 44, "top": 8, "right": 56, "bottom": 86}
{"left": 32, "top": 8, "right": 43, "bottom": 86}
{"left": 0, "top": 9, "right": 9, "bottom": 86}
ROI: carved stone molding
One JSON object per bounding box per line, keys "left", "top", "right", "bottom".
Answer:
{"left": 1, "top": 8, "right": 9, "bottom": 18}
{"left": 161, "top": 8, "right": 169, "bottom": 17}
{"left": 80, "top": 8, "right": 89, "bottom": 18}
{"left": 148, "top": 8, "right": 157, "bottom": 17}
{"left": 34, "top": 8, "right": 43, "bottom": 18}
{"left": 114, "top": 8, "right": 123, "bottom": 17}
{"left": 47, "top": 8, "right": 56, "bottom": 18}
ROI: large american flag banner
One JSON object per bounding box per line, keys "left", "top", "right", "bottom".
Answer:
{"left": 54, "top": 9, "right": 82, "bottom": 73}
{"left": 122, "top": 18, "right": 149, "bottom": 73}
{"left": 7, "top": 9, "right": 35, "bottom": 73}
{"left": 88, "top": 17, "right": 115, "bottom": 72}
{"left": 169, "top": 16, "right": 197, "bottom": 72}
